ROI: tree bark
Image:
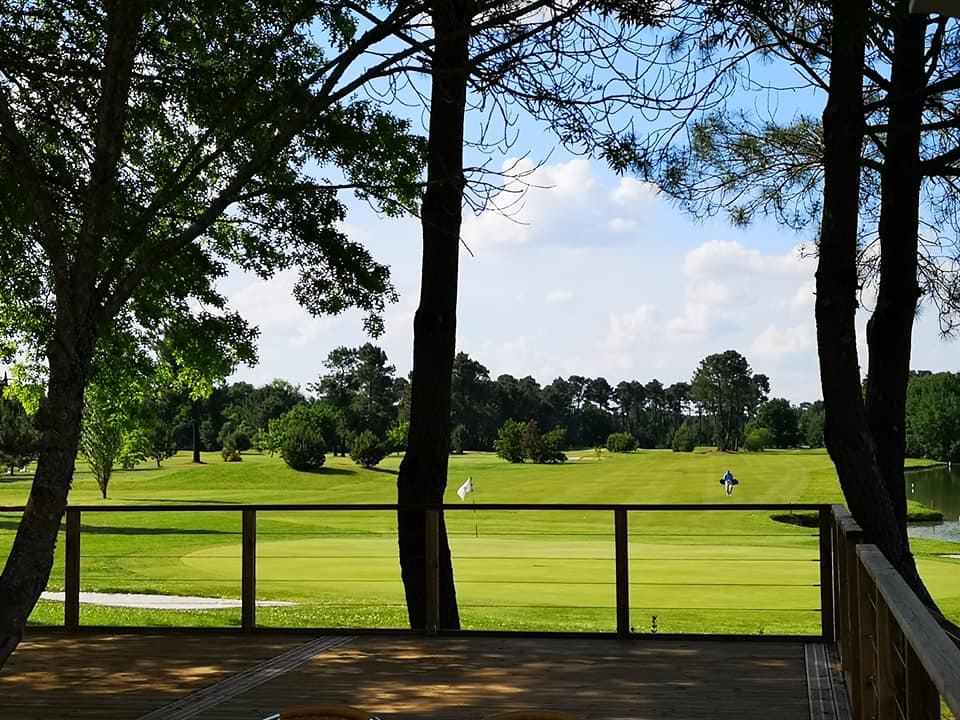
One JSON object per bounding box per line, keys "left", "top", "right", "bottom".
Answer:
{"left": 0, "top": 303, "right": 96, "bottom": 667}
{"left": 863, "top": 3, "right": 931, "bottom": 601}
{"left": 192, "top": 400, "right": 202, "bottom": 463}
{"left": 816, "top": 0, "right": 934, "bottom": 606}
{"left": 396, "top": 0, "right": 471, "bottom": 629}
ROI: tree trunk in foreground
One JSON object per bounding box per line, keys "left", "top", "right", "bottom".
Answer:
{"left": 863, "top": 2, "right": 932, "bottom": 602}
{"left": 396, "top": 0, "right": 471, "bottom": 629}
{"left": 0, "top": 309, "right": 96, "bottom": 668}
{"left": 816, "top": 0, "right": 933, "bottom": 607}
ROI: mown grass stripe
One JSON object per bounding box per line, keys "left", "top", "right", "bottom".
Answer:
{"left": 135, "top": 635, "right": 354, "bottom": 720}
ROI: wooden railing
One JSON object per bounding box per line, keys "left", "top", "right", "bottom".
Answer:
{"left": 830, "top": 505, "right": 960, "bottom": 720}
{"left": 0, "top": 502, "right": 834, "bottom": 638}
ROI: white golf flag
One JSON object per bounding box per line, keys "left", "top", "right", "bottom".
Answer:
{"left": 457, "top": 476, "right": 473, "bottom": 501}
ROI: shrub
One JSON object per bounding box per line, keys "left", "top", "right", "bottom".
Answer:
{"left": 606, "top": 432, "right": 638, "bottom": 453}
{"left": 536, "top": 426, "right": 567, "bottom": 464}
{"left": 671, "top": 421, "right": 699, "bottom": 453}
{"left": 494, "top": 419, "right": 526, "bottom": 463}
{"left": 351, "top": 430, "right": 388, "bottom": 468}
{"left": 221, "top": 448, "right": 243, "bottom": 462}
{"left": 281, "top": 423, "right": 326, "bottom": 472}
{"left": 743, "top": 427, "right": 774, "bottom": 452}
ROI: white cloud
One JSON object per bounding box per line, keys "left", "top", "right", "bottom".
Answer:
{"left": 751, "top": 324, "right": 814, "bottom": 359}
{"left": 611, "top": 177, "right": 659, "bottom": 206}
{"left": 461, "top": 158, "right": 597, "bottom": 250}
{"left": 607, "top": 218, "right": 638, "bottom": 232}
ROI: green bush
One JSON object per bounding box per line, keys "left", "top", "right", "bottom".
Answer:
{"left": 350, "top": 430, "right": 388, "bottom": 468}
{"left": 671, "top": 421, "right": 699, "bottom": 453}
{"left": 743, "top": 427, "right": 774, "bottom": 452}
{"left": 221, "top": 448, "right": 243, "bottom": 462}
{"left": 281, "top": 423, "right": 327, "bottom": 472}
{"left": 535, "top": 426, "right": 567, "bottom": 464}
{"left": 606, "top": 432, "right": 638, "bottom": 453}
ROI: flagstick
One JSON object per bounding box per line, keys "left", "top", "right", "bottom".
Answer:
{"left": 472, "top": 492, "right": 479, "bottom": 539}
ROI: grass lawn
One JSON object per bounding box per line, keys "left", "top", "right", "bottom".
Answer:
{"left": 1, "top": 448, "right": 957, "bottom": 635}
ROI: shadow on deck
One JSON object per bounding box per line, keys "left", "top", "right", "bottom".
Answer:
{"left": 1, "top": 631, "right": 844, "bottom": 720}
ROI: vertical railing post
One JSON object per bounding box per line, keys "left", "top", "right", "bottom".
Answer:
{"left": 241, "top": 508, "right": 257, "bottom": 631}
{"left": 857, "top": 557, "right": 878, "bottom": 720}
{"left": 875, "top": 595, "right": 897, "bottom": 720}
{"left": 819, "top": 506, "right": 836, "bottom": 643}
{"left": 904, "top": 642, "right": 939, "bottom": 720}
{"left": 841, "top": 513, "right": 864, "bottom": 717}
{"left": 615, "top": 508, "right": 630, "bottom": 639}
{"left": 64, "top": 508, "right": 81, "bottom": 630}
{"left": 425, "top": 507, "right": 440, "bottom": 634}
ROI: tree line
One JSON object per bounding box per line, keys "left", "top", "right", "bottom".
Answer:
{"left": 1, "top": 347, "right": 834, "bottom": 479}
{"left": 14, "top": 355, "right": 960, "bottom": 482}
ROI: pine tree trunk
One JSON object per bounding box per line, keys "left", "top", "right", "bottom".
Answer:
{"left": 0, "top": 308, "right": 95, "bottom": 668}
{"left": 816, "top": 0, "right": 934, "bottom": 607}
{"left": 863, "top": 3, "right": 931, "bottom": 599}
{"left": 396, "top": 0, "right": 470, "bottom": 629}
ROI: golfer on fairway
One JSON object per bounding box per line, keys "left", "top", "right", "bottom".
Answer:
{"left": 721, "top": 469, "right": 739, "bottom": 496}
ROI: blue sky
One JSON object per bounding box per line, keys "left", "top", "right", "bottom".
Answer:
{"left": 222, "top": 18, "right": 956, "bottom": 405}
{"left": 223, "top": 149, "right": 957, "bottom": 404}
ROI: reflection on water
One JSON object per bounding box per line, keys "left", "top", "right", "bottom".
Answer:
{"left": 907, "top": 465, "right": 960, "bottom": 543}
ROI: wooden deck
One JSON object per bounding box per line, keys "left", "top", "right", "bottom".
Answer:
{"left": 2, "top": 631, "right": 844, "bottom": 719}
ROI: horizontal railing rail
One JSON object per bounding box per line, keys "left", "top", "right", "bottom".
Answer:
{"left": 0, "top": 502, "right": 829, "bottom": 512}
{"left": 0, "top": 503, "right": 832, "bottom": 638}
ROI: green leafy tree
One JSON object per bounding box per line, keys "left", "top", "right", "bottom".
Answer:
{"left": 450, "top": 424, "right": 467, "bottom": 455}
{"left": 386, "top": 421, "right": 409, "bottom": 454}
{"left": 905, "top": 373, "right": 960, "bottom": 462}
{"left": 350, "top": 430, "right": 389, "bottom": 469}
{"left": 78, "top": 388, "right": 125, "bottom": 499}
{"left": 690, "top": 351, "right": 768, "bottom": 451}
{"left": 450, "top": 353, "right": 497, "bottom": 450}
{"left": 494, "top": 419, "right": 526, "bottom": 463}
{"left": 671, "top": 420, "right": 699, "bottom": 453}
{"left": 0, "top": 381, "right": 39, "bottom": 474}
{"left": 752, "top": 398, "right": 799, "bottom": 449}
{"left": 797, "top": 401, "right": 826, "bottom": 448}
{"left": 0, "top": 0, "right": 430, "bottom": 659}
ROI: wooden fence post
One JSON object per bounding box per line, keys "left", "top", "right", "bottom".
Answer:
{"left": 904, "top": 641, "right": 939, "bottom": 720}
{"left": 425, "top": 508, "right": 440, "bottom": 634}
{"left": 65, "top": 508, "right": 81, "bottom": 630}
{"left": 242, "top": 509, "right": 257, "bottom": 631}
{"left": 615, "top": 508, "right": 629, "bottom": 639}
{"left": 819, "top": 506, "right": 835, "bottom": 643}
{"left": 857, "top": 559, "right": 878, "bottom": 720}
{"left": 875, "top": 595, "right": 897, "bottom": 720}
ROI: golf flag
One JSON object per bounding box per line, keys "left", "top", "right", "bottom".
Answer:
{"left": 457, "top": 476, "right": 473, "bottom": 501}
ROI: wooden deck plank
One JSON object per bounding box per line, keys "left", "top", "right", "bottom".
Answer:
{"left": 3, "top": 632, "right": 812, "bottom": 720}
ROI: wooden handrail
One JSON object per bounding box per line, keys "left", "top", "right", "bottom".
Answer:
{"left": 830, "top": 505, "right": 960, "bottom": 720}
{"left": 9, "top": 503, "right": 833, "bottom": 639}
{"left": 858, "top": 545, "right": 960, "bottom": 718}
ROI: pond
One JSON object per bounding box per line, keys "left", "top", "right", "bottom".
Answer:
{"left": 907, "top": 465, "right": 960, "bottom": 543}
